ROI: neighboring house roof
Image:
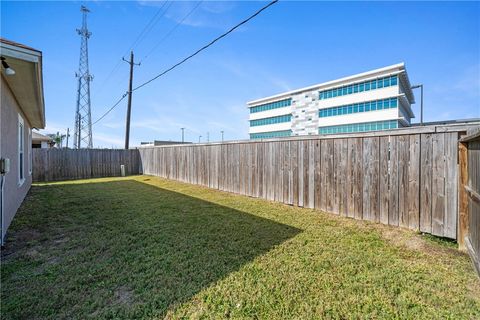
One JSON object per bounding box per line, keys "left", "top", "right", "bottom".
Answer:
{"left": 0, "top": 38, "right": 45, "bottom": 129}
{"left": 32, "top": 131, "right": 53, "bottom": 142}
{"left": 0, "top": 38, "right": 41, "bottom": 53}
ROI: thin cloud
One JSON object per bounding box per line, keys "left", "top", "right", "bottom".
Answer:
{"left": 452, "top": 63, "right": 480, "bottom": 96}
{"left": 38, "top": 121, "right": 69, "bottom": 136}
{"left": 139, "top": 0, "right": 237, "bottom": 29}
{"left": 202, "top": 2, "right": 235, "bottom": 14}
{"left": 94, "top": 132, "right": 125, "bottom": 148}
{"left": 216, "top": 59, "right": 292, "bottom": 93}
{"left": 100, "top": 122, "right": 124, "bottom": 129}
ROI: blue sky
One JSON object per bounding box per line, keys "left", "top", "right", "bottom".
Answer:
{"left": 2, "top": 1, "right": 479, "bottom": 147}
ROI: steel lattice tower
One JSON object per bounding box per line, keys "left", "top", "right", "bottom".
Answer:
{"left": 73, "top": 5, "right": 93, "bottom": 149}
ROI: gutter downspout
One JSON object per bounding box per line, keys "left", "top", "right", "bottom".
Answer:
{"left": 0, "top": 173, "right": 4, "bottom": 247}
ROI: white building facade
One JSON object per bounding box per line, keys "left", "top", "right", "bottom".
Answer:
{"left": 247, "top": 63, "right": 415, "bottom": 139}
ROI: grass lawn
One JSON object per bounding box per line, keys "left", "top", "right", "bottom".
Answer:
{"left": 1, "top": 176, "right": 479, "bottom": 319}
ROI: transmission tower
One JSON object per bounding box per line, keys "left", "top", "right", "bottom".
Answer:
{"left": 73, "top": 5, "right": 93, "bottom": 149}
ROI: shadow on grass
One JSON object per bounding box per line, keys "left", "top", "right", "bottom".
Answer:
{"left": 1, "top": 180, "right": 301, "bottom": 319}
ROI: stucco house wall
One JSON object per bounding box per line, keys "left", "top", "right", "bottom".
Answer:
{"left": 1, "top": 38, "right": 44, "bottom": 245}
{"left": 1, "top": 75, "right": 33, "bottom": 241}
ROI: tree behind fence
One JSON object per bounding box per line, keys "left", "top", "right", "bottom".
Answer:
{"left": 32, "top": 148, "right": 141, "bottom": 182}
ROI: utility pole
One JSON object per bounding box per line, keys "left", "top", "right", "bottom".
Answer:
{"left": 123, "top": 51, "right": 140, "bottom": 149}
{"left": 221, "top": 130, "right": 224, "bottom": 142}
{"left": 420, "top": 85, "right": 424, "bottom": 125}
{"left": 66, "top": 128, "right": 70, "bottom": 149}
{"left": 181, "top": 127, "right": 185, "bottom": 143}
{"left": 411, "top": 84, "right": 424, "bottom": 126}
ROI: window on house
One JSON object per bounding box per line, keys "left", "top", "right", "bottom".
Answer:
{"left": 18, "top": 114, "right": 25, "bottom": 185}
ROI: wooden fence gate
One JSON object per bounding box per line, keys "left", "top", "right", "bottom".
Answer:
{"left": 459, "top": 129, "right": 480, "bottom": 276}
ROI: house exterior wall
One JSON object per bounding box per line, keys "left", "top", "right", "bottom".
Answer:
{"left": 1, "top": 76, "right": 33, "bottom": 242}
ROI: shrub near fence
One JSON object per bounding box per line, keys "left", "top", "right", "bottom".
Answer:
{"left": 32, "top": 148, "right": 141, "bottom": 182}
{"left": 139, "top": 124, "right": 479, "bottom": 241}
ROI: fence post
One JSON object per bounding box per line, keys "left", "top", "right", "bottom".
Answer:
{"left": 458, "top": 141, "right": 469, "bottom": 251}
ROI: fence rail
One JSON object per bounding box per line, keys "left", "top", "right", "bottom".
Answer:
{"left": 459, "top": 129, "right": 480, "bottom": 276}
{"left": 139, "top": 124, "right": 477, "bottom": 240}
{"left": 32, "top": 148, "right": 141, "bottom": 182}
{"left": 31, "top": 124, "right": 478, "bottom": 244}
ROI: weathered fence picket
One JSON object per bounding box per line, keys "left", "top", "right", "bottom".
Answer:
{"left": 459, "top": 129, "right": 480, "bottom": 276}
{"left": 139, "top": 124, "right": 478, "bottom": 240}
{"left": 31, "top": 124, "right": 478, "bottom": 243}
{"left": 32, "top": 148, "right": 141, "bottom": 182}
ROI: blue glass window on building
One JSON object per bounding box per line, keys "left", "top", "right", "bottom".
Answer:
{"left": 318, "top": 120, "right": 398, "bottom": 135}
{"left": 250, "top": 130, "right": 292, "bottom": 139}
{"left": 250, "top": 98, "right": 292, "bottom": 113}
{"left": 250, "top": 114, "right": 292, "bottom": 127}
{"left": 318, "top": 75, "right": 398, "bottom": 100}
{"left": 318, "top": 98, "right": 398, "bottom": 118}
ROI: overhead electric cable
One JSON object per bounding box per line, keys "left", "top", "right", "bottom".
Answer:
{"left": 94, "top": 1, "right": 172, "bottom": 95}
{"left": 140, "top": 0, "right": 203, "bottom": 63}
{"left": 128, "top": 1, "right": 173, "bottom": 52}
{"left": 92, "top": 92, "right": 128, "bottom": 126}
{"left": 133, "top": 0, "right": 278, "bottom": 92}
{"left": 92, "top": 0, "right": 278, "bottom": 125}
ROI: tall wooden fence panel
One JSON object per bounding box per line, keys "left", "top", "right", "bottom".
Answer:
{"left": 459, "top": 130, "right": 480, "bottom": 276}
{"left": 32, "top": 148, "right": 141, "bottom": 182}
{"left": 139, "top": 125, "right": 477, "bottom": 240}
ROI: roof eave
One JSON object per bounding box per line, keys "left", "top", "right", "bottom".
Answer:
{"left": 247, "top": 62, "right": 407, "bottom": 106}
{"left": 399, "top": 69, "right": 415, "bottom": 104}
{"left": 1, "top": 41, "right": 45, "bottom": 128}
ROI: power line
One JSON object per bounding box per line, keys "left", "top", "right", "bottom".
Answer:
{"left": 92, "top": 2, "right": 173, "bottom": 125}
{"left": 133, "top": 0, "right": 278, "bottom": 92}
{"left": 92, "top": 0, "right": 278, "bottom": 126}
{"left": 93, "top": 1, "right": 172, "bottom": 96}
{"left": 128, "top": 1, "right": 173, "bottom": 52}
{"left": 140, "top": 1, "right": 203, "bottom": 63}
{"left": 92, "top": 92, "right": 128, "bottom": 126}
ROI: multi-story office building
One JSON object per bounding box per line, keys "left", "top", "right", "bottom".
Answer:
{"left": 247, "top": 63, "right": 415, "bottom": 139}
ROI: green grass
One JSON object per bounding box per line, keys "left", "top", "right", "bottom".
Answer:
{"left": 1, "top": 176, "right": 479, "bottom": 319}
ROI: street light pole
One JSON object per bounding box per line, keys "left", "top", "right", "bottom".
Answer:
{"left": 221, "top": 130, "right": 224, "bottom": 142}
{"left": 66, "top": 128, "right": 70, "bottom": 149}
{"left": 198, "top": 135, "right": 202, "bottom": 143}
{"left": 411, "top": 84, "right": 424, "bottom": 126}
{"left": 181, "top": 127, "right": 185, "bottom": 143}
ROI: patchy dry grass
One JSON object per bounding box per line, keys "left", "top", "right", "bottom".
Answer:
{"left": 1, "top": 176, "right": 479, "bottom": 319}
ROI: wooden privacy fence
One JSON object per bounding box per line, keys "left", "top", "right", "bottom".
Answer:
{"left": 459, "top": 129, "right": 480, "bottom": 276}
{"left": 32, "top": 148, "right": 141, "bottom": 182}
{"left": 139, "top": 124, "right": 478, "bottom": 240}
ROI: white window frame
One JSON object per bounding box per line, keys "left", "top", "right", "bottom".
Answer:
{"left": 18, "top": 114, "right": 25, "bottom": 186}
{"left": 29, "top": 129, "right": 32, "bottom": 175}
